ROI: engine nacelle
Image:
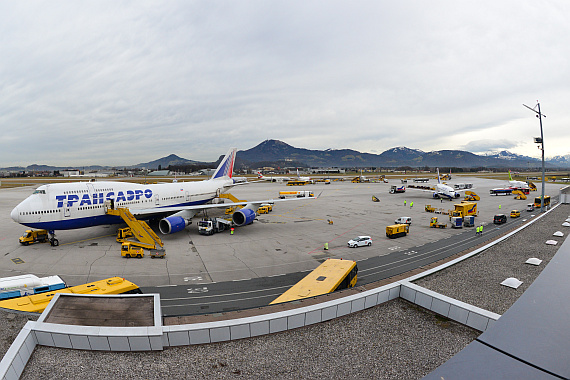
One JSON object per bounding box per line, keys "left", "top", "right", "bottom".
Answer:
{"left": 232, "top": 208, "right": 256, "bottom": 226}
{"left": 159, "top": 216, "right": 190, "bottom": 234}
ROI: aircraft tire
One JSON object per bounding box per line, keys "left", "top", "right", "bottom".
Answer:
{"left": 51, "top": 239, "right": 59, "bottom": 246}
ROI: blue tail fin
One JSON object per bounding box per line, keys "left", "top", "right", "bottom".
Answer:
{"left": 211, "top": 148, "right": 237, "bottom": 180}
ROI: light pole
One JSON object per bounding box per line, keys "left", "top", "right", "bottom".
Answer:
{"left": 523, "top": 102, "right": 546, "bottom": 212}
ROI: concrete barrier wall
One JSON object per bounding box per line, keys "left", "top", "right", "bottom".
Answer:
{"left": 162, "top": 280, "right": 500, "bottom": 348}
{"left": 162, "top": 283, "right": 401, "bottom": 347}
{"left": 0, "top": 281, "right": 499, "bottom": 379}
{"left": 30, "top": 321, "right": 164, "bottom": 352}
{"left": 0, "top": 322, "right": 37, "bottom": 380}
{"left": 560, "top": 185, "right": 570, "bottom": 204}
{"left": 400, "top": 281, "right": 500, "bottom": 331}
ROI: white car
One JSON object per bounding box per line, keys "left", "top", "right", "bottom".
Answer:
{"left": 347, "top": 236, "right": 372, "bottom": 248}
{"left": 395, "top": 217, "right": 412, "bottom": 225}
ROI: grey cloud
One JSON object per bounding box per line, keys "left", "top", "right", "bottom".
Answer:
{"left": 1, "top": 1, "right": 569, "bottom": 166}
{"left": 462, "top": 140, "right": 520, "bottom": 154}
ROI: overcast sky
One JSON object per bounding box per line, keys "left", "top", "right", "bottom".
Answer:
{"left": 1, "top": 1, "right": 569, "bottom": 167}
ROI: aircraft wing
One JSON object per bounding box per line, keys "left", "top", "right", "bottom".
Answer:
{"left": 453, "top": 188, "right": 473, "bottom": 193}
{"left": 129, "top": 195, "right": 318, "bottom": 217}
{"left": 405, "top": 186, "right": 436, "bottom": 192}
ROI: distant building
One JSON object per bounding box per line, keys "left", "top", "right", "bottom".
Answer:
{"left": 61, "top": 170, "right": 81, "bottom": 177}
{"left": 148, "top": 170, "right": 171, "bottom": 176}
{"left": 198, "top": 169, "right": 216, "bottom": 176}
{"left": 311, "top": 168, "right": 346, "bottom": 174}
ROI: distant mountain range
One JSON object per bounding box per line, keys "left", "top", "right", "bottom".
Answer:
{"left": 3, "top": 140, "right": 569, "bottom": 172}
{"left": 235, "top": 140, "right": 567, "bottom": 169}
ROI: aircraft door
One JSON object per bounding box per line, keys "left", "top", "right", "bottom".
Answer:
{"left": 155, "top": 194, "right": 160, "bottom": 205}
{"left": 64, "top": 207, "right": 71, "bottom": 217}
{"left": 185, "top": 191, "right": 191, "bottom": 202}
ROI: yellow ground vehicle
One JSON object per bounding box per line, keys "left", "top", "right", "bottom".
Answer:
{"left": 219, "top": 192, "right": 247, "bottom": 215}
{"left": 430, "top": 217, "right": 447, "bottom": 229}
{"left": 386, "top": 224, "right": 409, "bottom": 238}
{"left": 425, "top": 205, "right": 435, "bottom": 212}
{"left": 464, "top": 191, "right": 480, "bottom": 201}
{"left": 512, "top": 190, "right": 527, "bottom": 200}
{"left": 279, "top": 190, "right": 314, "bottom": 199}
{"left": 261, "top": 203, "right": 273, "bottom": 212}
{"left": 534, "top": 195, "right": 551, "bottom": 208}
{"left": 269, "top": 259, "right": 358, "bottom": 305}
{"left": 121, "top": 242, "right": 144, "bottom": 258}
{"left": 287, "top": 180, "right": 307, "bottom": 186}
{"left": 19, "top": 229, "right": 48, "bottom": 246}
{"left": 106, "top": 205, "right": 164, "bottom": 257}
{"left": 0, "top": 277, "right": 141, "bottom": 313}
{"left": 510, "top": 210, "right": 521, "bottom": 218}
{"left": 450, "top": 202, "right": 478, "bottom": 218}
{"left": 257, "top": 206, "right": 270, "bottom": 214}
{"left": 116, "top": 227, "right": 134, "bottom": 242}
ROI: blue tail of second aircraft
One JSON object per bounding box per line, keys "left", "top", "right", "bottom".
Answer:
{"left": 211, "top": 148, "right": 237, "bottom": 180}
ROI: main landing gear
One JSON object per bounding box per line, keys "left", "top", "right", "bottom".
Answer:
{"left": 48, "top": 230, "right": 59, "bottom": 246}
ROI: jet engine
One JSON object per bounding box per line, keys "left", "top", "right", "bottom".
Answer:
{"left": 159, "top": 209, "right": 197, "bottom": 234}
{"left": 232, "top": 207, "right": 257, "bottom": 226}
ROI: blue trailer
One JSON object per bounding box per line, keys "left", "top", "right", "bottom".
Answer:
{"left": 450, "top": 216, "right": 463, "bottom": 228}
{"left": 463, "top": 215, "right": 475, "bottom": 227}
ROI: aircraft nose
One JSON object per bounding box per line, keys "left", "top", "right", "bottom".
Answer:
{"left": 11, "top": 207, "right": 20, "bottom": 223}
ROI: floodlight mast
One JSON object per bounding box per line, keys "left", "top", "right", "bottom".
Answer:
{"left": 523, "top": 102, "right": 546, "bottom": 212}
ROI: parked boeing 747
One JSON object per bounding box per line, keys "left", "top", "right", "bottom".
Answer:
{"left": 11, "top": 148, "right": 309, "bottom": 245}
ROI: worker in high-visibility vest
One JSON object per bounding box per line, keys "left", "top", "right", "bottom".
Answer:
{"left": 404, "top": 200, "right": 407, "bottom": 206}
{"left": 410, "top": 201, "right": 414, "bottom": 208}
{"left": 480, "top": 224, "right": 483, "bottom": 236}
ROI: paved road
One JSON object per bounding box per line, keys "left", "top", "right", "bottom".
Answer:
{"left": 144, "top": 211, "right": 533, "bottom": 316}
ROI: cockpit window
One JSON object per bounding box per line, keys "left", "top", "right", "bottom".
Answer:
{"left": 33, "top": 189, "right": 46, "bottom": 194}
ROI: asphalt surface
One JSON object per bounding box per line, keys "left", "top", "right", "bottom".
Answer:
{"left": 146, "top": 211, "right": 532, "bottom": 316}
{"left": 1, "top": 173, "right": 567, "bottom": 379}
{"left": 13, "top": 203, "right": 569, "bottom": 380}
{"left": 1, "top": 177, "right": 562, "bottom": 319}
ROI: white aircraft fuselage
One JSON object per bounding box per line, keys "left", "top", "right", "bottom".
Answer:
{"left": 433, "top": 183, "right": 460, "bottom": 200}
{"left": 509, "top": 180, "right": 529, "bottom": 189}
{"left": 10, "top": 148, "right": 311, "bottom": 242}
{"left": 10, "top": 178, "right": 230, "bottom": 231}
